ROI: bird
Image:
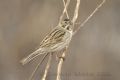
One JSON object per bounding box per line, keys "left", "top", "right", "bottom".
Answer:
{"left": 20, "top": 18, "right": 73, "bottom": 65}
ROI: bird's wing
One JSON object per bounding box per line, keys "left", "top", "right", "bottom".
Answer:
{"left": 40, "top": 28, "right": 66, "bottom": 48}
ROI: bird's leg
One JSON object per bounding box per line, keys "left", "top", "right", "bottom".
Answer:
{"left": 55, "top": 52, "right": 59, "bottom": 61}
{"left": 56, "top": 48, "right": 67, "bottom": 61}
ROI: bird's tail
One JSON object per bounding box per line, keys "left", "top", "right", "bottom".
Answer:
{"left": 20, "top": 48, "right": 45, "bottom": 65}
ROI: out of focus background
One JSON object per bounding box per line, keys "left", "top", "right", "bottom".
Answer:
{"left": 0, "top": 0, "right": 120, "bottom": 80}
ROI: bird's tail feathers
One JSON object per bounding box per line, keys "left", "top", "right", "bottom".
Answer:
{"left": 20, "top": 48, "right": 45, "bottom": 65}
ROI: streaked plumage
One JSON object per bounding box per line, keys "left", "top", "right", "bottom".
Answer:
{"left": 20, "top": 19, "right": 73, "bottom": 65}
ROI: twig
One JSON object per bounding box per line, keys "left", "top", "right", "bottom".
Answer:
{"left": 28, "top": 53, "right": 49, "bottom": 80}
{"left": 56, "top": 48, "right": 67, "bottom": 80}
{"left": 62, "top": 0, "right": 69, "bottom": 19}
{"left": 73, "top": 0, "right": 106, "bottom": 35}
{"left": 59, "top": 0, "right": 70, "bottom": 23}
{"left": 41, "top": 53, "right": 52, "bottom": 80}
{"left": 72, "top": 0, "right": 81, "bottom": 26}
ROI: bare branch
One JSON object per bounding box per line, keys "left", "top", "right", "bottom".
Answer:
{"left": 59, "top": 0, "right": 71, "bottom": 23}
{"left": 41, "top": 53, "right": 52, "bottom": 80}
{"left": 56, "top": 48, "right": 67, "bottom": 80}
{"left": 62, "top": 0, "right": 69, "bottom": 19}
{"left": 73, "top": 0, "right": 106, "bottom": 35}
{"left": 72, "top": 0, "right": 81, "bottom": 25}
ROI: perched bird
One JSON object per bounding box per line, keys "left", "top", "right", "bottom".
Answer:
{"left": 20, "top": 19, "right": 73, "bottom": 65}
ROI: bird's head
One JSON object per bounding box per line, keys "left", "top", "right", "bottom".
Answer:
{"left": 61, "top": 19, "right": 73, "bottom": 31}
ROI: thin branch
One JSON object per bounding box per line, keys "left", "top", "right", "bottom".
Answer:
{"left": 41, "top": 53, "right": 52, "bottom": 80}
{"left": 28, "top": 53, "right": 49, "bottom": 80}
{"left": 59, "top": 0, "right": 71, "bottom": 23}
{"left": 56, "top": 48, "right": 67, "bottom": 80}
{"left": 62, "top": 0, "right": 69, "bottom": 19}
{"left": 73, "top": 0, "right": 106, "bottom": 35}
{"left": 72, "top": 0, "right": 81, "bottom": 25}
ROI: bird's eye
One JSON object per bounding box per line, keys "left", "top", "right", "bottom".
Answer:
{"left": 65, "top": 21, "right": 67, "bottom": 24}
{"left": 67, "top": 26, "right": 70, "bottom": 30}
{"left": 62, "top": 25, "right": 65, "bottom": 28}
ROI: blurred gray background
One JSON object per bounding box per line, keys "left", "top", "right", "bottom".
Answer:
{"left": 0, "top": 0, "right": 120, "bottom": 80}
